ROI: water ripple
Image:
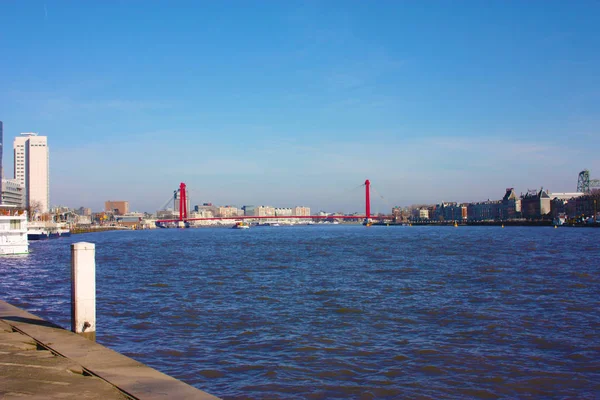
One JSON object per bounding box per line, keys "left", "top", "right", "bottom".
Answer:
{"left": 1, "top": 226, "right": 599, "bottom": 399}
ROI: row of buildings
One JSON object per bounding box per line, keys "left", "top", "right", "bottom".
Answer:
{"left": 156, "top": 203, "right": 311, "bottom": 220}
{"left": 0, "top": 123, "right": 50, "bottom": 214}
{"left": 394, "top": 188, "right": 598, "bottom": 222}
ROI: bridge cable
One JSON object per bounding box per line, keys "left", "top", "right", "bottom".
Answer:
{"left": 370, "top": 185, "right": 391, "bottom": 215}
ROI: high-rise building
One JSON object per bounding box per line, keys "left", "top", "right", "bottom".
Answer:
{"left": 13, "top": 133, "right": 50, "bottom": 213}
{"left": 218, "top": 205, "right": 238, "bottom": 218}
{"left": 0, "top": 121, "right": 4, "bottom": 204}
{"left": 293, "top": 206, "right": 311, "bottom": 216}
{"left": 0, "top": 121, "right": 3, "bottom": 199}
{"left": 1, "top": 179, "right": 24, "bottom": 207}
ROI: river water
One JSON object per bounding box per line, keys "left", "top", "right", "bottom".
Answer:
{"left": 1, "top": 225, "right": 599, "bottom": 399}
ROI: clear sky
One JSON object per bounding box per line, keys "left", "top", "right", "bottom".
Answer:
{"left": 1, "top": 1, "right": 599, "bottom": 213}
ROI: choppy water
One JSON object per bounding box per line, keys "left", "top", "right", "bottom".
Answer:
{"left": 1, "top": 225, "right": 599, "bottom": 399}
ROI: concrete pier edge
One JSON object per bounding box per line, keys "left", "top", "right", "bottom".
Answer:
{"left": 0, "top": 300, "right": 219, "bottom": 400}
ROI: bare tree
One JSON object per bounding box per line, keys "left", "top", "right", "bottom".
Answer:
{"left": 26, "top": 200, "right": 43, "bottom": 221}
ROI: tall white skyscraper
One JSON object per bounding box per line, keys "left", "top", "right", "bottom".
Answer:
{"left": 13, "top": 133, "right": 49, "bottom": 213}
{"left": 0, "top": 121, "right": 4, "bottom": 180}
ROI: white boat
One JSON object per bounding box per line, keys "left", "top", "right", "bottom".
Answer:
{"left": 0, "top": 210, "right": 29, "bottom": 255}
{"left": 28, "top": 222, "right": 49, "bottom": 240}
{"left": 27, "top": 222, "right": 71, "bottom": 239}
{"left": 58, "top": 227, "right": 71, "bottom": 237}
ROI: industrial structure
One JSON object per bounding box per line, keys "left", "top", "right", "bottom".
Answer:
{"left": 577, "top": 169, "right": 600, "bottom": 193}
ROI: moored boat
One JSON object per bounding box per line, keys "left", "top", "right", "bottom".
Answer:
{"left": 28, "top": 222, "right": 71, "bottom": 239}
{"left": 58, "top": 227, "right": 71, "bottom": 237}
{"left": 0, "top": 210, "right": 29, "bottom": 255}
{"left": 232, "top": 222, "right": 250, "bottom": 229}
{"left": 27, "top": 222, "right": 49, "bottom": 240}
{"left": 27, "top": 228, "right": 49, "bottom": 240}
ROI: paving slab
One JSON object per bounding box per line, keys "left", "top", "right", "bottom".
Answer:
{"left": 0, "top": 325, "right": 127, "bottom": 399}
{"left": 0, "top": 300, "right": 219, "bottom": 400}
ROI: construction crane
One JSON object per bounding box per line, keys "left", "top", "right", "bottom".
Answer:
{"left": 577, "top": 170, "right": 600, "bottom": 193}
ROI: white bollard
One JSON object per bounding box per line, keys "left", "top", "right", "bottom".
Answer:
{"left": 71, "top": 242, "right": 96, "bottom": 341}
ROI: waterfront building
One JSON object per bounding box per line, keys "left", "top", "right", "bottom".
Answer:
{"left": 76, "top": 207, "right": 92, "bottom": 216}
{"left": 293, "top": 206, "right": 311, "bottom": 216}
{"left": 501, "top": 188, "right": 521, "bottom": 219}
{"left": 521, "top": 189, "right": 551, "bottom": 219}
{"left": 392, "top": 206, "right": 410, "bottom": 222}
{"left": 467, "top": 201, "right": 502, "bottom": 221}
{"left": 428, "top": 205, "right": 437, "bottom": 220}
{"left": 551, "top": 198, "right": 568, "bottom": 219}
{"left": 275, "top": 207, "right": 293, "bottom": 217}
{"left": 564, "top": 192, "right": 599, "bottom": 220}
{"left": 434, "top": 202, "right": 467, "bottom": 221}
{"left": 115, "top": 214, "right": 143, "bottom": 229}
{"left": 0, "top": 121, "right": 3, "bottom": 197}
{"left": 549, "top": 192, "right": 584, "bottom": 201}
{"left": 105, "top": 200, "right": 129, "bottom": 215}
{"left": 189, "top": 209, "right": 214, "bottom": 219}
{"left": 76, "top": 215, "right": 92, "bottom": 225}
{"left": 218, "top": 206, "right": 238, "bottom": 218}
{"left": 187, "top": 209, "right": 216, "bottom": 226}
{"left": 256, "top": 205, "right": 275, "bottom": 217}
{"left": 1, "top": 179, "right": 24, "bottom": 207}
{"left": 193, "top": 204, "right": 218, "bottom": 217}
{"left": 242, "top": 205, "right": 256, "bottom": 216}
{"left": 156, "top": 209, "right": 177, "bottom": 219}
{"left": 13, "top": 133, "right": 50, "bottom": 213}
{"left": 550, "top": 192, "right": 586, "bottom": 219}
{"left": 412, "top": 208, "right": 429, "bottom": 220}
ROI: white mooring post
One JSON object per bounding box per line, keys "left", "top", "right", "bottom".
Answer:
{"left": 71, "top": 242, "right": 96, "bottom": 341}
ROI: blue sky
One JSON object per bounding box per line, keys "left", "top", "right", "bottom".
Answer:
{"left": 1, "top": 1, "right": 599, "bottom": 213}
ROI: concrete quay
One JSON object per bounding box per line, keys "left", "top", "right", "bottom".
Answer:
{"left": 0, "top": 300, "right": 219, "bottom": 400}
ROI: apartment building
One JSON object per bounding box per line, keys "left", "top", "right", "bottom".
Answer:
{"left": 13, "top": 133, "right": 49, "bottom": 212}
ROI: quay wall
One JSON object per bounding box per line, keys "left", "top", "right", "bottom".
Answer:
{"left": 376, "top": 221, "right": 599, "bottom": 227}
{"left": 0, "top": 300, "right": 219, "bottom": 400}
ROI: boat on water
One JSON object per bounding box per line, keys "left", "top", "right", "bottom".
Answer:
{"left": 27, "top": 222, "right": 71, "bottom": 240}
{"left": 27, "top": 227, "right": 49, "bottom": 240}
{"left": 0, "top": 210, "right": 29, "bottom": 255}
{"left": 27, "top": 221, "right": 49, "bottom": 240}
{"left": 58, "top": 227, "right": 71, "bottom": 237}
{"left": 232, "top": 222, "right": 250, "bottom": 229}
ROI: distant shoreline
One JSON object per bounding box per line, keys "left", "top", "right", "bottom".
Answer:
{"left": 375, "top": 221, "right": 599, "bottom": 228}
{"left": 69, "top": 221, "right": 599, "bottom": 233}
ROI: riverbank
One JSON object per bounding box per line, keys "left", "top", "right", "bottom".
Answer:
{"left": 71, "top": 226, "right": 127, "bottom": 234}
{"left": 374, "top": 220, "right": 599, "bottom": 227}
{"left": 0, "top": 300, "right": 218, "bottom": 399}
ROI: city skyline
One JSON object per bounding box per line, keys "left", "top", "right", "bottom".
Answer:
{"left": 1, "top": 1, "right": 599, "bottom": 212}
